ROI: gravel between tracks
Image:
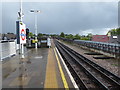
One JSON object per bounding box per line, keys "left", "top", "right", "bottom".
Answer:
{"left": 60, "top": 40, "right": 120, "bottom": 77}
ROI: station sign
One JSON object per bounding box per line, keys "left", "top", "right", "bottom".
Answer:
{"left": 16, "top": 21, "right": 26, "bottom": 44}
{"left": 20, "top": 22, "right": 26, "bottom": 44}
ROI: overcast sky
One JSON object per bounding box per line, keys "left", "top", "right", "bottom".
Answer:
{"left": 1, "top": 2, "right": 118, "bottom": 35}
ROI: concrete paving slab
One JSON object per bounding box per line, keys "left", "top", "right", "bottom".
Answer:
{"left": 2, "top": 40, "right": 75, "bottom": 89}
{"left": 2, "top": 48, "right": 48, "bottom": 88}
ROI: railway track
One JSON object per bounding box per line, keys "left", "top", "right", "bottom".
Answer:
{"left": 54, "top": 40, "right": 120, "bottom": 90}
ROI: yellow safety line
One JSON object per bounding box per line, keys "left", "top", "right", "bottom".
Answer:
{"left": 44, "top": 49, "right": 58, "bottom": 88}
{"left": 54, "top": 48, "right": 69, "bottom": 89}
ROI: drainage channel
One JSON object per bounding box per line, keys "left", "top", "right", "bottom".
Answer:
{"left": 93, "top": 56, "right": 115, "bottom": 59}
{"left": 84, "top": 52, "right": 103, "bottom": 55}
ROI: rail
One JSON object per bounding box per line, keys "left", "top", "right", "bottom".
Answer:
{"left": 55, "top": 40, "right": 120, "bottom": 89}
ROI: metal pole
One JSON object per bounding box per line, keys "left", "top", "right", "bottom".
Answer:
{"left": 20, "top": 0, "right": 24, "bottom": 58}
{"left": 21, "top": 43, "right": 24, "bottom": 58}
{"left": 35, "top": 13, "right": 37, "bottom": 49}
{"left": 30, "top": 10, "right": 40, "bottom": 49}
{"left": 20, "top": 0, "right": 22, "bottom": 21}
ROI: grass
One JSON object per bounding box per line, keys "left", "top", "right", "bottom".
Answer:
{"left": 111, "top": 63, "right": 118, "bottom": 66}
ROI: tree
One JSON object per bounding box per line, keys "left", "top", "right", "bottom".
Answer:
{"left": 38, "top": 33, "right": 43, "bottom": 38}
{"left": 107, "top": 28, "right": 120, "bottom": 35}
{"left": 74, "top": 34, "right": 81, "bottom": 40}
{"left": 87, "top": 33, "right": 93, "bottom": 40}
{"left": 28, "top": 32, "right": 34, "bottom": 38}
{"left": 50, "top": 34, "right": 59, "bottom": 37}
{"left": 111, "top": 29, "right": 117, "bottom": 35}
{"left": 81, "top": 37, "right": 89, "bottom": 40}
{"left": 116, "top": 28, "right": 120, "bottom": 35}
{"left": 7, "top": 32, "right": 14, "bottom": 34}
{"left": 60, "top": 32, "right": 65, "bottom": 37}
{"left": 65, "top": 34, "right": 74, "bottom": 39}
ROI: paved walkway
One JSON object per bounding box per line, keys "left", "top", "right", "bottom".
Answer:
{"left": 2, "top": 40, "right": 74, "bottom": 89}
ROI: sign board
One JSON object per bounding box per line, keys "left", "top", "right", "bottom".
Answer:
{"left": 113, "top": 36, "right": 117, "bottom": 39}
{"left": 16, "top": 21, "right": 26, "bottom": 44}
{"left": 20, "top": 23, "right": 26, "bottom": 44}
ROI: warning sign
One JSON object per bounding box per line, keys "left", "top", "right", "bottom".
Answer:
{"left": 20, "top": 22, "right": 26, "bottom": 44}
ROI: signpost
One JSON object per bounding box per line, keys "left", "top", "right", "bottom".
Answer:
{"left": 16, "top": 0, "right": 26, "bottom": 59}
{"left": 20, "top": 22, "right": 26, "bottom": 58}
{"left": 16, "top": 21, "right": 26, "bottom": 58}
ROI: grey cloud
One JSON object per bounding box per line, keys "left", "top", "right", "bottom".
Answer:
{"left": 1, "top": 2, "right": 118, "bottom": 35}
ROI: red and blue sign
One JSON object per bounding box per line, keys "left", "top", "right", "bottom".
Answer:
{"left": 19, "top": 22, "right": 26, "bottom": 44}
{"left": 20, "top": 29, "right": 26, "bottom": 40}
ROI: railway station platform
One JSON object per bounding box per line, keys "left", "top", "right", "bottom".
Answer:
{"left": 2, "top": 39, "right": 76, "bottom": 89}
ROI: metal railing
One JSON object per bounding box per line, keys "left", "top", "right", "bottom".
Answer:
{"left": 57, "top": 38, "right": 120, "bottom": 58}
{"left": 0, "top": 40, "right": 17, "bottom": 60}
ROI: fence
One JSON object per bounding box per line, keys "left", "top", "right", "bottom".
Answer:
{"left": 58, "top": 38, "right": 120, "bottom": 58}
{"left": 0, "top": 40, "right": 17, "bottom": 61}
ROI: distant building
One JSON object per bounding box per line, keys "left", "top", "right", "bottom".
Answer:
{"left": 108, "top": 35, "right": 120, "bottom": 44}
{"left": 92, "top": 35, "right": 109, "bottom": 42}
{"left": 2, "top": 33, "right": 16, "bottom": 40}
{"left": 107, "top": 30, "right": 120, "bottom": 44}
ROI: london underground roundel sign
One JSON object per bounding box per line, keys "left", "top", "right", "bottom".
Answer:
{"left": 21, "top": 29, "right": 26, "bottom": 40}
{"left": 19, "top": 22, "right": 26, "bottom": 44}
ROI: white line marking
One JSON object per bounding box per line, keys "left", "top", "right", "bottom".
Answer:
{"left": 24, "top": 50, "right": 31, "bottom": 54}
{"left": 55, "top": 47, "right": 79, "bottom": 89}
{"left": 34, "top": 56, "right": 43, "bottom": 59}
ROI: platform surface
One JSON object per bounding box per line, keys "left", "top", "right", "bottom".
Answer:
{"left": 2, "top": 40, "right": 74, "bottom": 89}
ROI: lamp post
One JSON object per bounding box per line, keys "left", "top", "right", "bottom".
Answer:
{"left": 18, "top": 0, "right": 25, "bottom": 58}
{"left": 30, "top": 10, "right": 41, "bottom": 49}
